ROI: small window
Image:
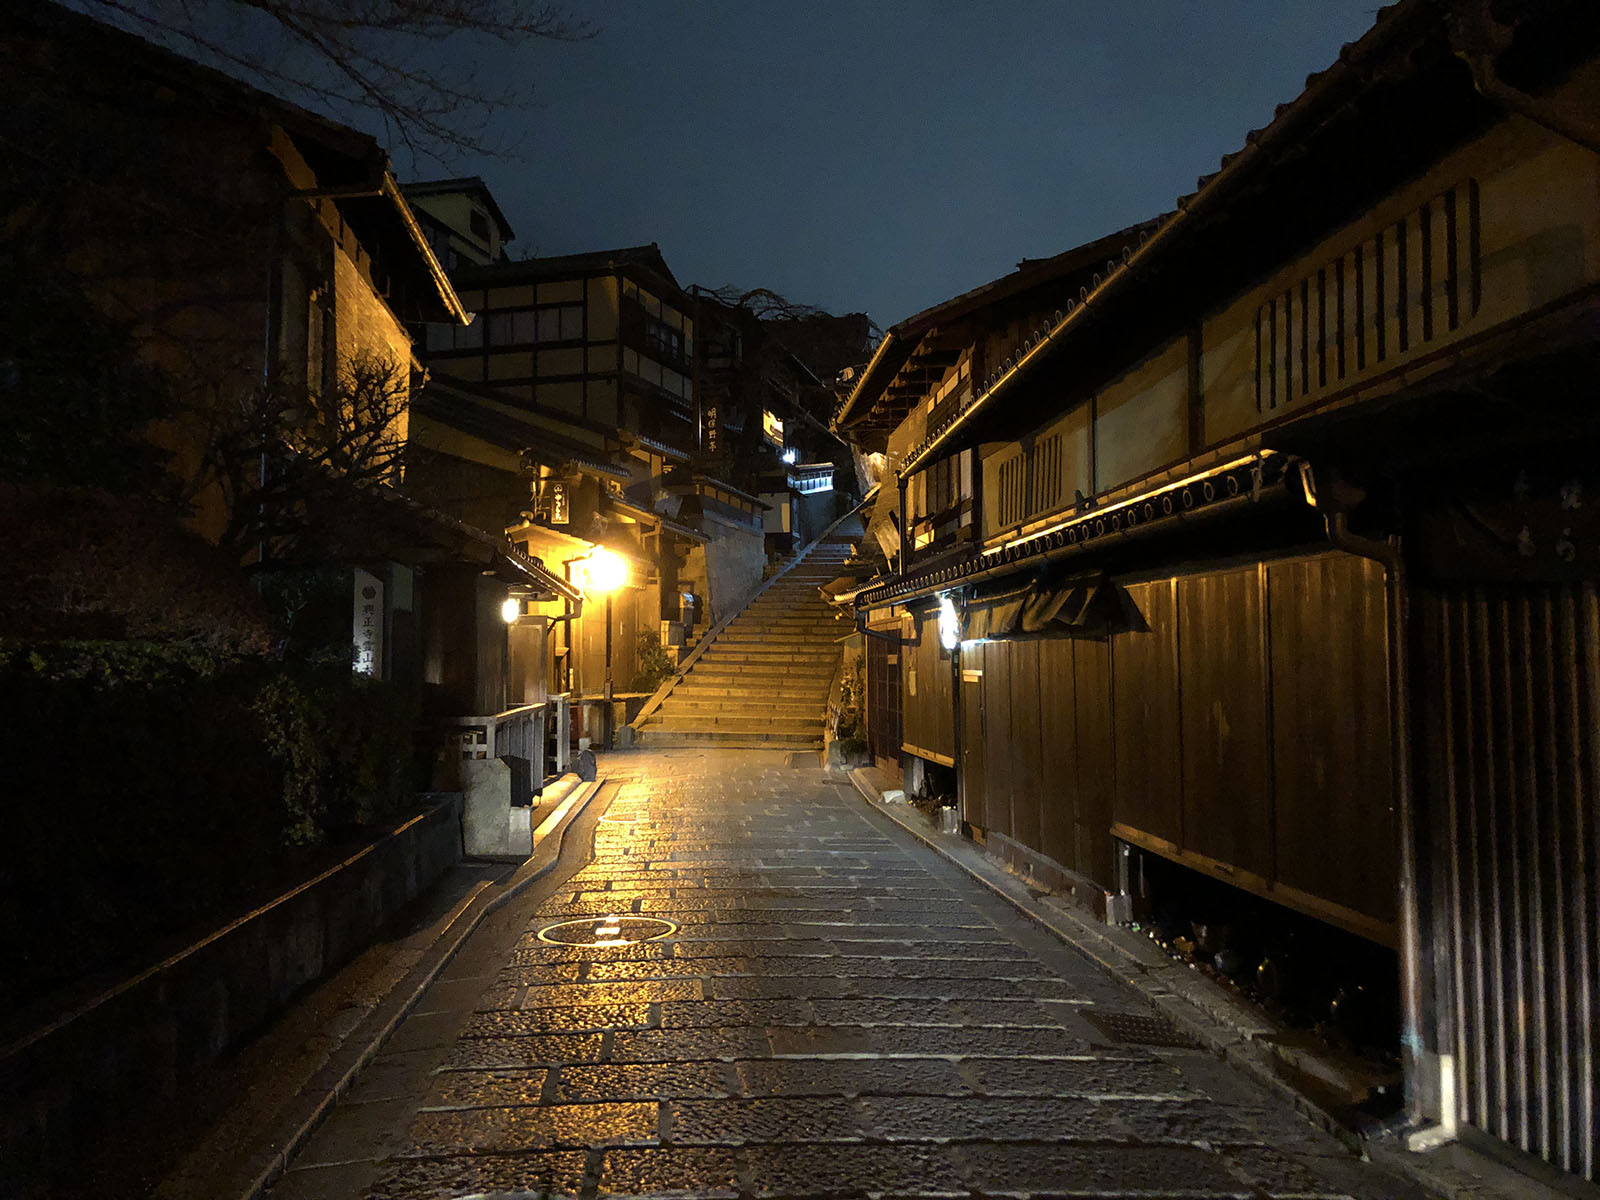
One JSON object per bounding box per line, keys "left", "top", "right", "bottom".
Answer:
{"left": 468, "top": 207, "right": 490, "bottom": 241}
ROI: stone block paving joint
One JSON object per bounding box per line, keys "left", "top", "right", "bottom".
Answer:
{"left": 264, "top": 749, "right": 1427, "bottom": 1200}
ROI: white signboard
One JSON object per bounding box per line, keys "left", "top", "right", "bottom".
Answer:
{"left": 353, "top": 568, "right": 384, "bottom": 678}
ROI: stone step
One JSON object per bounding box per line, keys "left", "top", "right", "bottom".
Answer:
{"left": 697, "top": 648, "right": 836, "bottom": 663}
{"left": 670, "top": 685, "right": 832, "bottom": 702}
{"left": 725, "top": 616, "right": 839, "bottom": 629}
{"left": 639, "top": 730, "right": 822, "bottom": 749}
{"left": 643, "top": 714, "right": 824, "bottom": 734}
{"left": 710, "top": 634, "right": 839, "bottom": 648}
{"left": 655, "top": 696, "right": 823, "bottom": 715}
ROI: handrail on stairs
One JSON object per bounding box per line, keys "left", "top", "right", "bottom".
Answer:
{"left": 628, "top": 503, "right": 866, "bottom": 734}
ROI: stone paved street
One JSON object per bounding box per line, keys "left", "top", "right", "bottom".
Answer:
{"left": 269, "top": 750, "right": 1424, "bottom": 1200}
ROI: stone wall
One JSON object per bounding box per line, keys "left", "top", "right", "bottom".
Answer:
{"left": 0, "top": 795, "right": 462, "bottom": 1198}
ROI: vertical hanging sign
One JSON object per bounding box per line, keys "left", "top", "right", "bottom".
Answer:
{"left": 353, "top": 568, "right": 384, "bottom": 678}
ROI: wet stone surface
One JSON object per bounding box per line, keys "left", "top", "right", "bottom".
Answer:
{"left": 270, "top": 750, "right": 1419, "bottom": 1199}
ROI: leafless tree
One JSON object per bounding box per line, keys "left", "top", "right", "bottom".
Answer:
{"left": 208, "top": 351, "right": 415, "bottom": 565}
{"left": 67, "top": 0, "right": 595, "bottom": 164}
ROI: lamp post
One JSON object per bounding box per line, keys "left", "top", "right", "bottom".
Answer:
{"left": 575, "top": 547, "right": 628, "bottom": 748}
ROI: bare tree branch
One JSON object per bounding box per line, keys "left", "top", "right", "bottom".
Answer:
{"left": 68, "top": 0, "right": 596, "bottom": 164}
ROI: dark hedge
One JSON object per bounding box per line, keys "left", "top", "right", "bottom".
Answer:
{"left": 0, "top": 640, "right": 420, "bottom": 1012}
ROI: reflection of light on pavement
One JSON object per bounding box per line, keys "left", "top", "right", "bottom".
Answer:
{"left": 533, "top": 792, "right": 579, "bottom": 845}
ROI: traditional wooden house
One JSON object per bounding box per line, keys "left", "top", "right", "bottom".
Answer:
{"left": 835, "top": 0, "right": 1600, "bottom": 1184}
{"left": 0, "top": 3, "right": 585, "bottom": 841}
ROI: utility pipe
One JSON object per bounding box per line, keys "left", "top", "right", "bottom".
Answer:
{"left": 1305, "top": 465, "right": 1436, "bottom": 1140}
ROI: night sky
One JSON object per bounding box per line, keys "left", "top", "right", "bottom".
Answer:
{"left": 92, "top": 0, "right": 1388, "bottom": 330}
{"left": 436, "top": 1, "right": 1386, "bottom": 328}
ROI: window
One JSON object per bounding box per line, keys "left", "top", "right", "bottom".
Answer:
{"left": 646, "top": 317, "right": 684, "bottom": 361}
{"left": 488, "top": 310, "right": 537, "bottom": 346}
{"left": 468, "top": 207, "right": 490, "bottom": 241}
{"left": 425, "top": 315, "right": 481, "bottom": 352}
{"left": 533, "top": 304, "right": 584, "bottom": 343}
{"left": 1254, "top": 179, "right": 1480, "bottom": 412}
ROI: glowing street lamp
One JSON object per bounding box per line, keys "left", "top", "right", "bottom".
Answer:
{"left": 501, "top": 596, "right": 522, "bottom": 624}
{"left": 578, "top": 546, "right": 628, "bottom": 594}
{"left": 572, "top": 548, "right": 631, "bottom": 746}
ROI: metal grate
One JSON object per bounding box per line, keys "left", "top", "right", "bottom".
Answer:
{"left": 1082, "top": 1009, "right": 1198, "bottom": 1049}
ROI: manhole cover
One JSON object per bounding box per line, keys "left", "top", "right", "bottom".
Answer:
{"left": 536, "top": 915, "right": 677, "bottom": 947}
{"left": 1082, "top": 1009, "right": 1198, "bottom": 1048}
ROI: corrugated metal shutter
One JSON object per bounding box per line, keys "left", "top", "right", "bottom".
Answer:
{"left": 1419, "top": 582, "right": 1598, "bottom": 1181}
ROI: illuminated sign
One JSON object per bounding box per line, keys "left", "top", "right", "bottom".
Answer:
{"left": 762, "top": 409, "right": 784, "bottom": 447}
{"left": 548, "top": 480, "right": 569, "bottom": 525}
{"left": 352, "top": 568, "right": 384, "bottom": 677}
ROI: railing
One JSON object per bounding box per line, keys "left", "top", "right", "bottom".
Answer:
{"left": 439, "top": 698, "right": 571, "bottom": 799}
{"left": 440, "top": 704, "right": 543, "bottom": 763}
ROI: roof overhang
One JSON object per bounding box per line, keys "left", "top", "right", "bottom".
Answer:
{"left": 858, "top": 450, "right": 1299, "bottom": 609}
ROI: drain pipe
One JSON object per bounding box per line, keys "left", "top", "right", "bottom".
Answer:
{"left": 1301, "top": 464, "right": 1446, "bottom": 1146}
{"left": 854, "top": 608, "right": 902, "bottom": 644}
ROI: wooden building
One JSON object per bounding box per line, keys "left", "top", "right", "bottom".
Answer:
{"left": 835, "top": 0, "right": 1600, "bottom": 1184}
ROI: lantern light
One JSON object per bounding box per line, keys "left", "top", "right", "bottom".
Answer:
{"left": 578, "top": 547, "right": 628, "bottom": 594}
{"left": 501, "top": 596, "right": 521, "bottom": 624}
{"left": 937, "top": 594, "right": 961, "bottom": 652}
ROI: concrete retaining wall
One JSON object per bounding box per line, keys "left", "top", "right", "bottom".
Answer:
{"left": 0, "top": 794, "right": 462, "bottom": 1198}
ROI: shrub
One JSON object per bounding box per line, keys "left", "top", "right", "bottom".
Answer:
{"left": 834, "top": 655, "right": 869, "bottom": 758}
{"left": 0, "top": 641, "right": 419, "bottom": 1005}
{"left": 628, "top": 628, "right": 676, "bottom": 693}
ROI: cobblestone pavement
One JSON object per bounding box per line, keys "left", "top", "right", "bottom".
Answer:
{"left": 271, "top": 750, "right": 1425, "bottom": 1200}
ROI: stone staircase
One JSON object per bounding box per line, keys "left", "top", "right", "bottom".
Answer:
{"left": 635, "top": 535, "right": 854, "bottom": 749}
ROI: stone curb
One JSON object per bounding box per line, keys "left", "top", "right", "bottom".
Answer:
{"left": 838, "top": 769, "right": 1542, "bottom": 1200}
{"left": 164, "top": 775, "right": 613, "bottom": 1200}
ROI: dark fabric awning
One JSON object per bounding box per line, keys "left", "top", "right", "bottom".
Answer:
{"left": 963, "top": 574, "right": 1147, "bottom": 642}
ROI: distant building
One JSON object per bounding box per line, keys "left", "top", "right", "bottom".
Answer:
{"left": 404, "top": 176, "right": 516, "bottom": 269}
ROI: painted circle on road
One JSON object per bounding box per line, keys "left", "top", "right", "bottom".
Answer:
{"left": 535, "top": 915, "right": 677, "bottom": 947}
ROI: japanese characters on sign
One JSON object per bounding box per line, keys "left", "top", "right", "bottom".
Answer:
{"left": 549, "top": 480, "right": 569, "bottom": 525}
{"left": 1421, "top": 463, "right": 1600, "bottom": 582}
{"left": 352, "top": 568, "right": 384, "bottom": 678}
{"left": 762, "top": 408, "right": 784, "bottom": 447}
{"left": 704, "top": 403, "right": 719, "bottom": 453}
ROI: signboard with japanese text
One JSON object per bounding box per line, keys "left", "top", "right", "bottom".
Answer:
{"left": 762, "top": 409, "right": 784, "bottom": 447}
{"left": 704, "top": 404, "right": 719, "bottom": 453}
{"left": 1418, "top": 461, "right": 1600, "bottom": 583}
{"left": 548, "top": 480, "right": 569, "bottom": 525}
{"left": 353, "top": 568, "right": 384, "bottom": 677}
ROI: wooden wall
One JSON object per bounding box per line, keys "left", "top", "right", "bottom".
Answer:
{"left": 960, "top": 549, "right": 1396, "bottom": 942}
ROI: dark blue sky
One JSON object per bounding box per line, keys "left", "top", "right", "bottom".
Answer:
{"left": 421, "top": 2, "right": 1386, "bottom": 330}
{"left": 93, "top": 0, "right": 1387, "bottom": 330}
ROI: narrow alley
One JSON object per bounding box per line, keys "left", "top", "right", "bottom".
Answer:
{"left": 262, "top": 751, "right": 1420, "bottom": 1200}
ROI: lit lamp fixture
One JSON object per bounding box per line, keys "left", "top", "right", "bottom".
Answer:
{"left": 501, "top": 596, "right": 522, "bottom": 624}
{"left": 571, "top": 547, "right": 631, "bottom": 743}
{"left": 937, "top": 593, "right": 961, "bottom": 651}
{"left": 577, "top": 546, "right": 628, "bottom": 594}
{"left": 781, "top": 448, "right": 798, "bottom": 465}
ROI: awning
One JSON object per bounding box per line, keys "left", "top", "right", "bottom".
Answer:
{"left": 961, "top": 574, "right": 1147, "bottom": 642}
